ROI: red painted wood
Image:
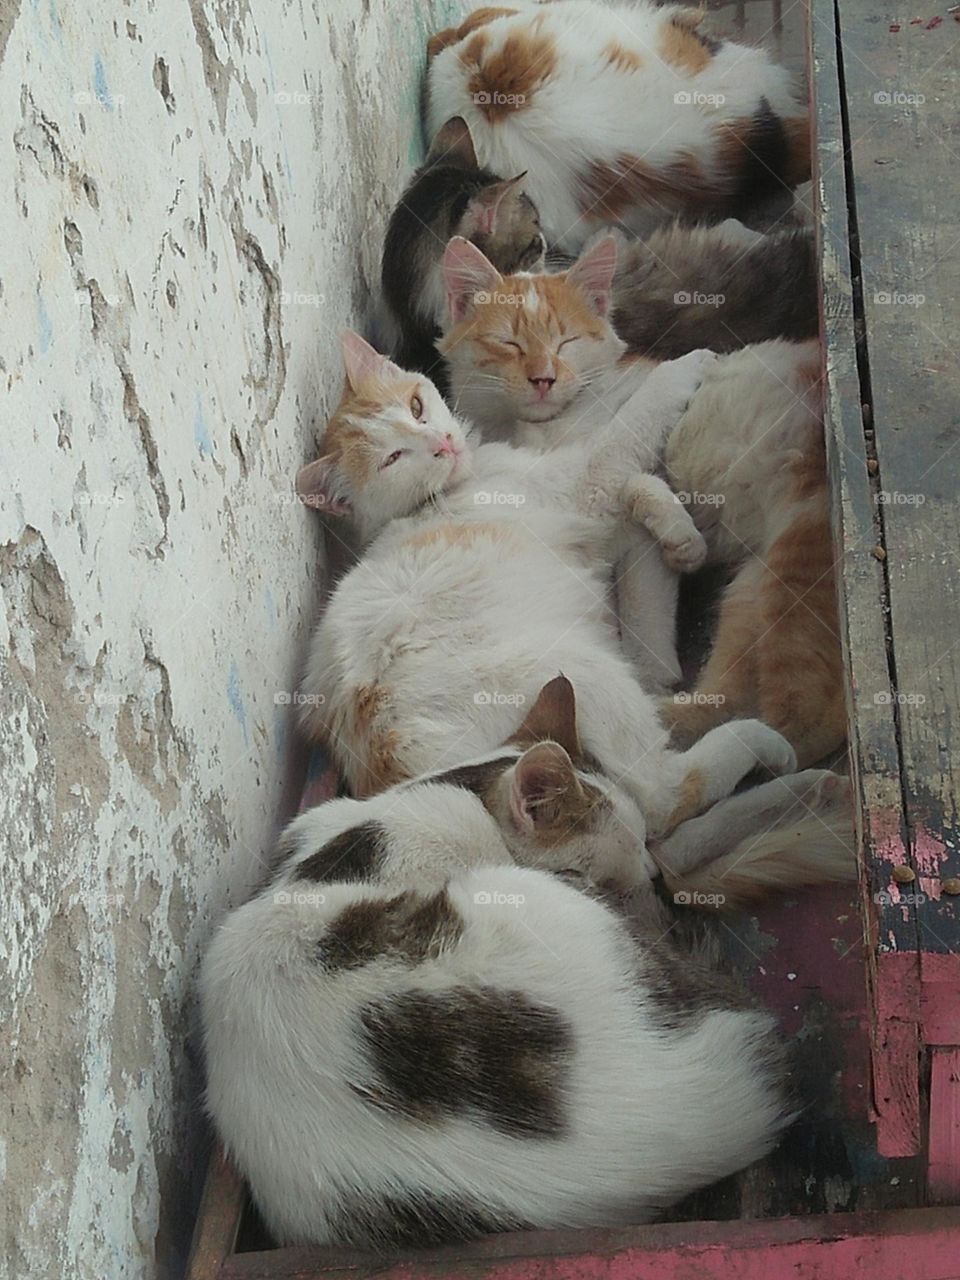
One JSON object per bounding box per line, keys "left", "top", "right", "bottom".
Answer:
{"left": 928, "top": 1049, "right": 960, "bottom": 1206}
{"left": 871, "top": 951, "right": 922, "bottom": 1157}
{"left": 921, "top": 954, "right": 960, "bottom": 1046}
{"left": 220, "top": 1209, "right": 960, "bottom": 1280}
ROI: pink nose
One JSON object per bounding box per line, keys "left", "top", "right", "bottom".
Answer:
{"left": 529, "top": 377, "right": 556, "bottom": 399}
{"left": 432, "top": 434, "right": 457, "bottom": 457}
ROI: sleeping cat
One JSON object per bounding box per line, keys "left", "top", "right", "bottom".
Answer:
{"left": 294, "top": 329, "right": 806, "bottom": 849}
{"left": 439, "top": 239, "right": 845, "bottom": 767}
{"left": 380, "top": 116, "right": 544, "bottom": 383}
{"left": 200, "top": 727, "right": 798, "bottom": 1248}
{"left": 608, "top": 220, "right": 818, "bottom": 357}
{"left": 426, "top": 1, "right": 810, "bottom": 253}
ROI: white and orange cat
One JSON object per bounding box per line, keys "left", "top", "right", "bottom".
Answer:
{"left": 426, "top": 1, "right": 809, "bottom": 252}
{"left": 439, "top": 237, "right": 845, "bottom": 768}
{"left": 293, "top": 331, "right": 851, "bottom": 862}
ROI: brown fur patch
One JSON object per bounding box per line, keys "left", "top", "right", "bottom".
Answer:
{"left": 345, "top": 684, "right": 410, "bottom": 799}
{"left": 665, "top": 767, "right": 707, "bottom": 831}
{"left": 317, "top": 888, "right": 463, "bottom": 973}
{"left": 578, "top": 152, "right": 712, "bottom": 220}
{"left": 356, "top": 986, "right": 571, "bottom": 1136}
{"left": 427, "top": 8, "right": 519, "bottom": 61}
{"left": 293, "top": 821, "right": 387, "bottom": 885}
{"left": 506, "top": 674, "right": 581, "bottom": 759}
{"left": 604, "top": 40, "right": 644, "bottom": 73}
{"left": 463, "top": 27, "right": 558, "bottom": 123}
{"left": 657, "top": 17, "right": 712, "bottom": 74}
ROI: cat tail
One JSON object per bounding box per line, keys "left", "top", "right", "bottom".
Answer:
{"left": 662, "top": 808, "right": 856, "bottom": 910}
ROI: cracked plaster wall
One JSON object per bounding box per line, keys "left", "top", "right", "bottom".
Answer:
{"left": 0, "top": 2, "right": 469, "bottom": 1276}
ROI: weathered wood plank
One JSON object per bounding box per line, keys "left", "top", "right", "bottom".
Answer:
{"left": 809, "top": 0, "right": 923, "bottom": 1156}
{"left": 184, "top": 1146, "right": 247, "bottom": 1280}
{"left": 220, "top": 1208, "right": 960, "bottom": 1280}
{"left": 837, "top": 3, "right": 960, "bottom": 953}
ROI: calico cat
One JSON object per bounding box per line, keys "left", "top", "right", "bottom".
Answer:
{"left": 380, "top": 116, "right": 544, "bottom": 383}
{"left": 200, "top": 716, "right": 799, "bottom": 1248}
{"left": 439, "top": 240, "right": 844, "bottom": 767}
{"left": 426, "top": 1, "right": 810, "bottom": 253}
{"left": 295, "top": 329, "right": 816, "bottom": 850}
{"left": 608, "top": 220, "right": 818, "bottom": 357}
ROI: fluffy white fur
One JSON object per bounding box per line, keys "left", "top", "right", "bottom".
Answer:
{"left": 300, "top": 333, "right": 798, "bottom": 841}
{"left": 426, "top": 0, "right": 806, "bottom": 251}
{"left": 201, "top": 778, "right": 794, "bottom": 1249}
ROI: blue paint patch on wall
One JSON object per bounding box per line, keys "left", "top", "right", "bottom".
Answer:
{"left": 37, "top": 294, "right": 52, "bottom": 354}
{"left": 227, "top": 662, "right": 249, "bottom": 745}
{"left": 94, "top": 54, "right": 114, "bottom": 111}
{"left": 194, "top": 394, "right": 214, "bottom": 457}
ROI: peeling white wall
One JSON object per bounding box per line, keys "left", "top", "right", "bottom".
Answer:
{"left": 0, "top": 2, "right": 468, "bottom": 1276}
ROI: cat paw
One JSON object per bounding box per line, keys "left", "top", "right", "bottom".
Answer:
{"left": 793, "top": 768, "right": 851, "bottom": 811}
{"left": 659, "top": 525, "right": 707, "bottom": 574}
{"left": 725, "top": 719, "right": 798, "bottom": 777}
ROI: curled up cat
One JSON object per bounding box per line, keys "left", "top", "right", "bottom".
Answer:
{"left": 426, "top": 1, "right": 810, "bottom": 252}
{"left": 200, "top": 678, "right": 819, "bottom": 1250}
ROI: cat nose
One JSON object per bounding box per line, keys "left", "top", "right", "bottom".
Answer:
{"left": 529, "top": 376, "right": 556, "bottom": 399}
{"left": 432, "top": 433, "right": 457, "bottom": 457}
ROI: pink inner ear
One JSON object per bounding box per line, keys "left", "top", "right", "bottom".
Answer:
{"left": 567, "top": 237, "right": 618, "bottom": 317}
{"left": 341, "top": 330, "right": 404, "bottom": 392}
{"left": 295, "top": 457, "right": 351, "bottom": 516}
{"left": 442, "top": 236, "right": 503, "bottom": 324}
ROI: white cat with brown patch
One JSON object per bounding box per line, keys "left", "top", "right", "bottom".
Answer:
{"left": 426, "top": 1, "right": 809, "bottom": 252}
{"left": 201, "top": 721, "right": 801, "bottom": 1250}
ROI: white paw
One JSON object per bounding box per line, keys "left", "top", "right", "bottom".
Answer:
{"left": 660, "top": 525, "right": 707, "bottom": 573}
{"left": 726, "top": 719, "right": 798, "bottom": 776}
{"left": 660, "top": 348, "right": 721, "bottom": 408}
{"left": 795, "top": 769, "right": 851, "bottom": 811}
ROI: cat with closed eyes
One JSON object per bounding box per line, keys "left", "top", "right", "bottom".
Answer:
{"left": 380, "top": 116, "right": 544, "bottom": 386}
{"left": 200, "top": 678, "right": 851, "bottom": 1250}
{"left": 440, "top": 237, "right": 845, "bottom": 768}
{"left": 426, "top": 1, "right": 810, "bottom": 253}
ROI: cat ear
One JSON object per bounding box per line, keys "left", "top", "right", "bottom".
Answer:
{"left": 442, "top": 237, "right": 503, "bottom": 324}
{"left": 340, "top": 331, "right": 405, "bottom": 393}
{"left": 507, "top": 674, "right": 581, "bottom": 758}
{"left": 566, "top": 235, "right": 619, "bottom": 317}
{"left": 463, "top": 171, "right": 528, "bottom": 237}
{"left": 295, "top": 456, "right": 352, "bottom": 516}
{"left": 426, "top": 116, "right": 478, "bottom": 169}
{"left": 510, "top": 741, "right": 583, "bottom": 834}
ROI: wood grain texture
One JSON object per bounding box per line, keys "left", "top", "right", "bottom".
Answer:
{"left": 837, "top": 5, "right": 960, "bottom": 956}
{"left": 184, "top": 1145, "right": 247, "bottom": 1280}
{"left": 927, "top": 1048, "right": 960, "bottom": 1205}
{"left": 219, "top": 1208, "right": 960, "bottom": 1280}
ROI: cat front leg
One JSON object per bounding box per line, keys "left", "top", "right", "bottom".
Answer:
{"left": 652, "top": 769, "right": 847, "bottom": 878}
{"left": 623, "top": 472, "right": 707, "bottom": 573}
{"left": 615, "top": 530, "right": 683, "bottom": 692}
{"left": 647, "top": 719, "right": 798, "bottom": 838}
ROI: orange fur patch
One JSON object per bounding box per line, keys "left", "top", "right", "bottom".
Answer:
{"left": 427, "top": 8, "right": 519, "bottom": 60}
{"left": 404, "top": 521, "right": 518, "bottom": 551}
{"left": 320, "top": 377, "right": 424, "bottom": 487}
{"left": 347, "top": 684, "right": 410, "bottom": 799}
{"left": 666, "top": 767, "right": 707, "bottom": 830}
{"left": 462, "top": 27, "right": 558, "bottom": 122}
{"left": 603, "top": 40, "right": 644, "bottom": 73}
{"left": 657, "top": 17, "right": 712, "bottom": 74}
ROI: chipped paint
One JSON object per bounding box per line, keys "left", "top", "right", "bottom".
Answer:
{"left": 1, "top": 1, "right": 473, "bottom": 1274}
